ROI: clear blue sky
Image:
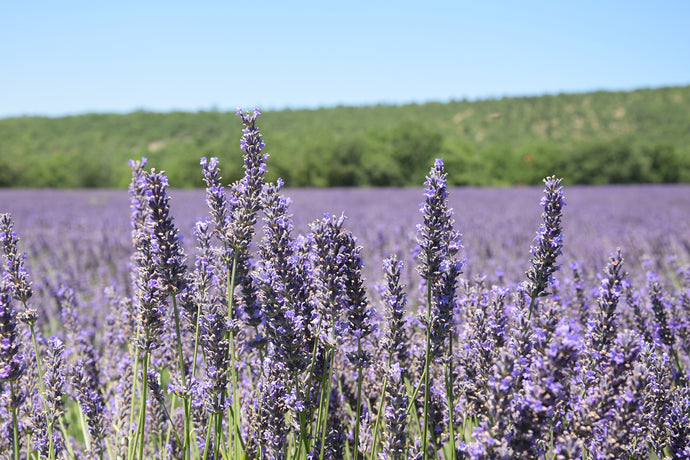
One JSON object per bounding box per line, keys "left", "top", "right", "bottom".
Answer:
{"left": 2, "top": 1, "right": 689, "bottom": 118}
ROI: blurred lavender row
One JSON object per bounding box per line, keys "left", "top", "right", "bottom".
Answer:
{"left": 2, "top": 184, "right": 688, "bottom": 303}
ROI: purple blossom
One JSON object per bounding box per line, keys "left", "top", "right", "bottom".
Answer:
{"left": 145, "top": 170, "right": 187, "bottom": 295}
{"left": 381, "top": 362, "right": 409, "bottom": 460}
{"left": 71, "top": 359, "right": 106, "bottom": 458}
{"left": 416, "top": 158, "right": 461, "bottom": 283}
{"left": 381, "top": 256, "right": 411, "bottom": 370}
{"left": 254, "top": 181, "right": 311, "bottom": 374}
{"left": 200, "top": 156, "right": 228, "bottom": 237}
{"left": 0, "top": 282, "right": 24, "bottom": 382}
{"left": 526, "top": 176, "right": 565, "bottom": 303}
{"left": 0, "top": 213, "right": 32, "bottom": 303}
{"left": 587, "top": 249, "right": 626, "bottom": 355}
{"left": 310, "top": 213, "right": 350, "bottom": 345}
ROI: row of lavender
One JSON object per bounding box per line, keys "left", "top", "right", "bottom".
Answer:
{"left": 1, "top": 110, "right": 689, "bottom": 459}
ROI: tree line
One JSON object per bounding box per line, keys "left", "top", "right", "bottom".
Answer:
{"left": 1, "top": 85, "right": 689, "bottom": 188}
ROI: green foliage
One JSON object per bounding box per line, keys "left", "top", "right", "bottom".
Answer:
{"left": 1, "top": 86, "right": 690, "bottom": 187}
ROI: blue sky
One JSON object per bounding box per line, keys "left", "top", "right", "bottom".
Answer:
{"left": 2, "top": 1, "right": 689, "bottom": 118}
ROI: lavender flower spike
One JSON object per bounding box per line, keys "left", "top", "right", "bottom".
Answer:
{"left": 416, "top": 159, "right": 461, "bottom": 283}
{"left": 0, "top": 213, "right": 32, "bottom": 303}
{"left": 0, "top": 282, "right": 24, "bottom": 382}
{"left": 342, "top": 232, "right": 374, "bottom": 345}
{"left": 416, "top": 158, "right": 462, "bottom": 460}
{"left": 525, "top": 176, "right": 565, "bottom": 316}
{"left": 235, "top": 108, "right": 268, "bottom": 217}
{"left": 589, "top": 249, "right": 626, "bottom": 354}
{"left": 381, "top": 255, "right": 410, "bottom": 370}
{"left": 128, "top": 157, "right": 149, "bottom": 243}
{"left": 145, "top": 171, "right": 187, "bottom": 295}
{"left": 200, "top": 156, "right": 228, "bottom": 237}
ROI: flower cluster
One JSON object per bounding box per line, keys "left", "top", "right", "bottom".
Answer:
{"left": 526, "top": 176, "right": 565, "bottom": 301}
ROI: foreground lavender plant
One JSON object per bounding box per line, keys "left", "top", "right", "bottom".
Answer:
{"left": 416, "top": 158, "right": 462, "bottom": 459}
{"left": 309, "top": 212, "right": 350, "bottom": 457}
{"left": 372, "top": 256, "right": 412, "bottom": 459}
{"left": 341, "top": 230, "right": 373, "bottom": 458}
{"left": 2, "top": 112, "right": 690, "bottom": 460}
{"left": 145, "top": 169, "right": 191, "bottom": 458}
{"left": 251, "top": 181, "right": 312, "bottom": 457}
{"left": 223, "top": 109, "right": 268, "bottom": 458}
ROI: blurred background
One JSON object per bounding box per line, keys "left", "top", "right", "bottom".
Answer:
{"left": 1, "top": 0, "right": 689, "bottom": 188}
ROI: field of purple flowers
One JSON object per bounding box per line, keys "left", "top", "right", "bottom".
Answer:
{"left": 1, "top": 109, "right": 689, "bottom": 459}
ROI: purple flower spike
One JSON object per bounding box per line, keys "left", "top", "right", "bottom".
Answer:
{"left": 416, "top": 158, "right": 461, "bottom": 283}
{"left": 525, "top": 176, "right": 565, "bottom": 314}
{"left": 236, "top": 108, "right": 268, "bottom": 210}
{"left": 342, "top": 232, "right": 374, "bottom": 347}
{"left": 416, "top": 159, "right": 463, "bottom": 353}
{"left": 0, "top": 282, "right": 24, "bottom": 382}
{"left": 381, "top": 255, "right": 410, "bottom": 370}
{"left": 145, "top": 171, "right": 187, "bottom": 295}
{"left": 588, "top": 249, "right": 626, "bottom": 354}
{"left": 0, "top": 213, "right": 33, "bottom": 303}
{"left": 201, "top": 156, "right": 228, "bottom": 237}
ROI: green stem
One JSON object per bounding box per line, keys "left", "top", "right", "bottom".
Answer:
{"left": 57, "top": 418, "right": 75, "bottom": 459}
{"left": 192, "top": 297, "right": 203, "bottom": 377}
{"left": 671, "top": 346, "right": 684, "bottom": 376}
{"left": 137, "top": 349, "right": 150, "bottom": 460}
{"left": 299, "top": 317, "right": 324, "bottom": 456}
{"left": 293, "top": 381, "right": 309, "bottom": 460}
{"left": 422, "top": 283, "right": 432, "bottom": 460}
{"left": 10, "top": 381, "right": 19, "bottom": 460}
{"left": 127, "top": 326, "right": 142, "bottom": 460}
{"left": 405, "top": 366, "right": 426, "bottom": 417}
{"left": 404, "top": 375, "right": 423, "bottom": 457}
{"left": 158, "top": 392, "right": 184, "bottom": 450}
{"left": 368, "top": 374, "right": 388, "bottom": 460}
{"left": 318, "top": 346, "right": 336, "bottom": 460}
{"left": 527, "top": 295, "right": 537, "bottom": 321}
{"left": 201, "top": 415, "right": 213, "bottom": 460}
{"left": 353, "top": 336, "right": 363, "bottom": 460}
{"left": 171, "top": 295, "right": 191, "bottom": 460}
{"left": 446, "top": 334, "right": 456, "bottom": 460}
{"left": 225, "top": 252, "right": 243, "bottom": 457}
{"left": 215, "top": 411, "right": 223, "bottom": 460}
{"left": 370, "top": 348, "right": 399, "bottom": 460}
{"left": 47, "top": 420, "right": 55, "bottom": 460}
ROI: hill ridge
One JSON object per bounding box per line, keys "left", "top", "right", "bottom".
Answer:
{"left": 1, "top": 85, "right": 688, "bottom": 187}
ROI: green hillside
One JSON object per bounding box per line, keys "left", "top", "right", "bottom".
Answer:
{"left": 1, "top": 85, "right": 689, "bottom": 188}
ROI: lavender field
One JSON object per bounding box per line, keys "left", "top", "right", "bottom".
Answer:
{"left": 1, "top": 110, "right": 689, "bottom": 460}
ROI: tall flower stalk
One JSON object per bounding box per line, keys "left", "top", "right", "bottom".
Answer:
{"left": 416, "top": 159, "right": 462, "bottom": 459}
{"left": 341, "top": 231, "right": 373, "bottom": 459}
{"left": 309, "top": 213, "right": 350, "bottom": 459}
{"left": 372, "top": 255, "right": 410, "bottom": 459}
{"left": 128, "top": 165, "right": 189, "bottom": 460}
{"left": 218, "top": 108, "right": 268, "bottom": 458}
{"left": 144, "top": 170, "right": 189, "bottom": 457}
{"left": 253, "top": 180, "right": 313, "bottom": 457}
